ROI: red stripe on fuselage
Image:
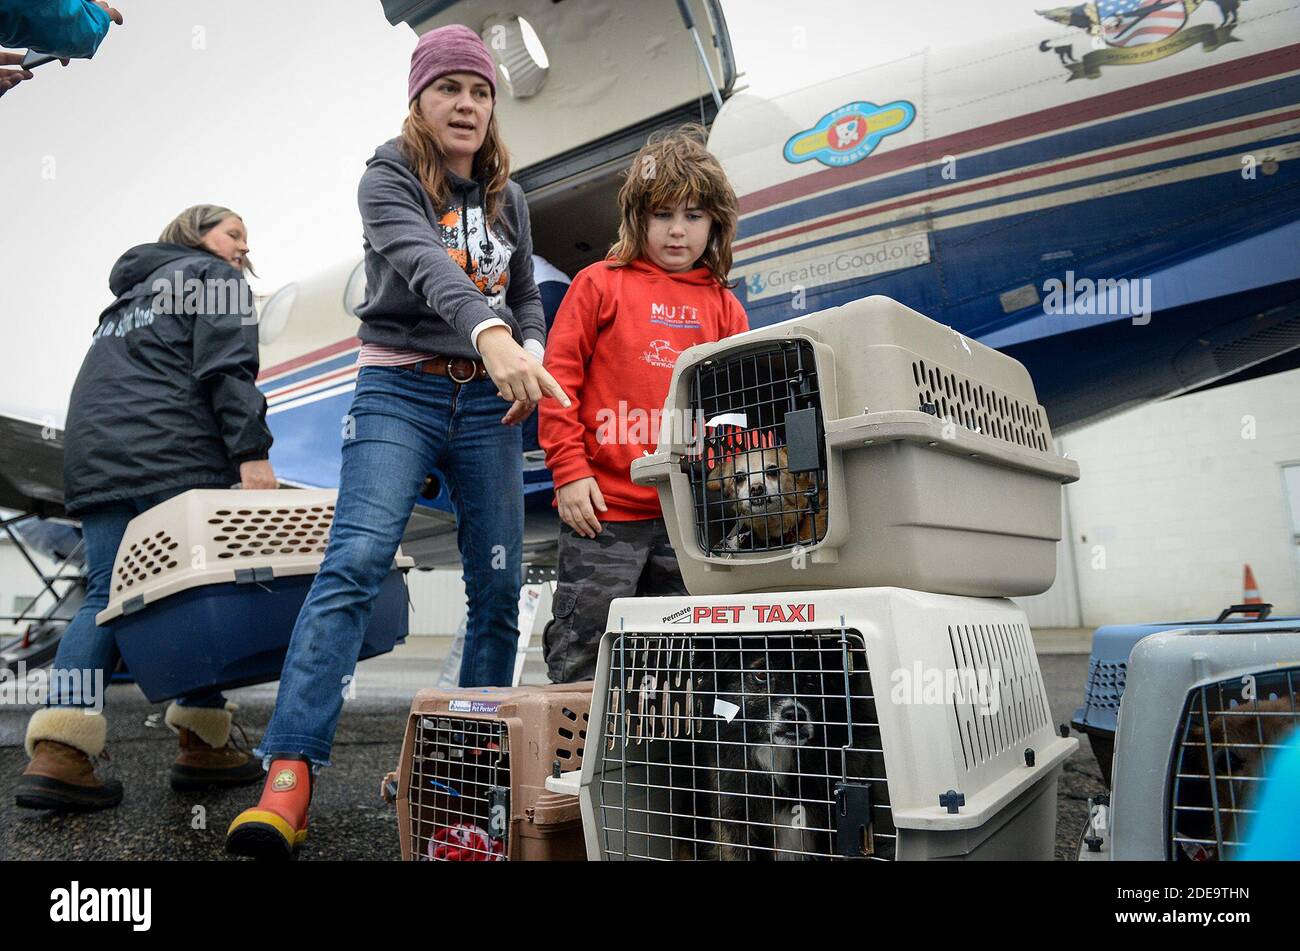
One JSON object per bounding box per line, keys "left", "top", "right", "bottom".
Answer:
{"left": 737, "top": 42, "right": 1300, "bottom": 216}
{"left": 733, "top": 105, "right": 1300, "bottom": 254}
{"left": 258, "top": 337, "right": 360, "bottom": 382}
{"left": 265, "top": 365, "right": 358, "bottom": 401}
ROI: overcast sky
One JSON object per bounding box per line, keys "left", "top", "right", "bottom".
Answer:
{"left": 0, "top": 0, "right": 914, "bottom": 423}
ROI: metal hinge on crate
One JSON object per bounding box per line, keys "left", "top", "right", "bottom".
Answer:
{"left": 834, "top": 782, "right": 875, "bottom": 858}
{"left": 234, "top": 566, "right": 275, "bottom": 585}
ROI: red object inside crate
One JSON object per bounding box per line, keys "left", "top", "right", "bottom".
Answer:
{"left": 427, "top": 823, "right": 505, "bottom": 861}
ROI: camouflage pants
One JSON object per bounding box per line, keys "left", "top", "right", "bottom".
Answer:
{"left": 544, "top": 519, "right": 687, "bottom": 684}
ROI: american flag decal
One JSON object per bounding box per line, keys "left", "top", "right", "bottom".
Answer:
{"left": 1098, "top": 0, "right": 1188, "bottom": 48}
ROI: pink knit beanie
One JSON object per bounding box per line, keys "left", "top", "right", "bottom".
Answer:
{"left": 408, "top": 24, "right": 498, "bottom": 103}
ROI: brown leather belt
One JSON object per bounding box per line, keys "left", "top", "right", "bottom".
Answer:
{"left": 414, "top": 355, "right": 489, "bottom": 384}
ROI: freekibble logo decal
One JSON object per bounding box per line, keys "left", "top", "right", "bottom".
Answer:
{"left": 50, "top": 881, "right": 151, "bottom": 931}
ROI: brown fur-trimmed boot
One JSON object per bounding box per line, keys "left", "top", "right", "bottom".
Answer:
{"left": 166, "top": 702, "right": 264, "bottom": 791}
{"left": 15, "top": 707, "right": 123, "bottom": 811}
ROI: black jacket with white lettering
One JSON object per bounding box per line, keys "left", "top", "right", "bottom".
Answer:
{"left": 62, "top": 242, "right": 273, "bottom": 516}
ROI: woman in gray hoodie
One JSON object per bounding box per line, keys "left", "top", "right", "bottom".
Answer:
{"left": 227, "top": 24, "right": 569, "bottom": 860}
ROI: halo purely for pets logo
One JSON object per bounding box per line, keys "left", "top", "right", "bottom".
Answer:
{"left": 1036, "top": 0, "right": 1242, "bottom": 81}
{"left": 783, "top": 100, "right": 916, "bottom": 168}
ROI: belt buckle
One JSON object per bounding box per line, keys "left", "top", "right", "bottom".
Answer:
{"left": 447, "top": 358, "right": 478, "bottom": 384}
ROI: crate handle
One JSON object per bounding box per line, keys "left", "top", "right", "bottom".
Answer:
{"left": 1213, "top": 603, "right": 1273, "bottom": 623}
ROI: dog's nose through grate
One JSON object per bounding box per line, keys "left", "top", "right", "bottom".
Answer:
{"left": 687, "top": 341, "right": 829, "bottom": 556}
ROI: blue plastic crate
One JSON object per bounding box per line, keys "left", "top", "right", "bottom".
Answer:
{"left": 1071, "top": 606, "right": 1297, "bottom": 787}
{"left": 110, "top": 569, "right": 409, "bottom": 703}
{"left": 1072, "top": 607, "right": 1299, "bottom": 735}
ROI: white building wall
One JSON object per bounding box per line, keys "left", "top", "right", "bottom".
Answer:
{"left": 406, "top": 567, "right": 553, "bottom": 637}
{"left": 1051, "top": 368, "right": 1300, "bottom": 626}
{"left": 1012, "top": 494, "right": 1082, "bottom": 628}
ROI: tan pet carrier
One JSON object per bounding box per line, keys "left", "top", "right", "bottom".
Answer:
{"left": 90, "top": 489, "right": 413, "bottom": 703}
{"left": 631, "top": 296, "right": 1079, "bottom": 597}
{"left": 397, "top": 684, "right": 594, "bottom": 861}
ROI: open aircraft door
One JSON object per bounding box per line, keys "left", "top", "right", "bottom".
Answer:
{"left": 380, "top": 0, "right": 738, "bottom": 276}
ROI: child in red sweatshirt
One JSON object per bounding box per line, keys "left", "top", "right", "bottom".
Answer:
{"left": 539, "top": 126, "right": 749, "bottom": 683}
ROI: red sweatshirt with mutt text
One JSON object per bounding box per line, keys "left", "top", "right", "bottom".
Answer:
{"left": 540, "top": 257, "right": 750, "bottom": 520}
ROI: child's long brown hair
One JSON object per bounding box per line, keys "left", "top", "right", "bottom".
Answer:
{"left": 400, "top": 101, "right": 511, "bottom": 227}
{"left": 609, "top": 124, "right": 738, "bottom": 286}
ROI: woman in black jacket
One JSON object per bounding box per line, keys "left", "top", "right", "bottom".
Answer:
{"left": 15, "top": 205, "right": 277, "bottom": 813}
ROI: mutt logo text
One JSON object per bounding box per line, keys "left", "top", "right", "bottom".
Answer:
{"left": 649, "top": 302, "right": 701, "bottom": 329}
{"left": 50, "top": 882, "right": 152, "bottom": 931}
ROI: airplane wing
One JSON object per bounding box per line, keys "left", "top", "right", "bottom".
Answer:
{"left": 0, "top": 411, "right": 66, "bottom": 518}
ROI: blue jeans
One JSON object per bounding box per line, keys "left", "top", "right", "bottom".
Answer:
{"left": 49, "top": 485, "right": 228, "bottom": 710}
{"left": 256, "top": 365, "right": 524, "bottom": 766}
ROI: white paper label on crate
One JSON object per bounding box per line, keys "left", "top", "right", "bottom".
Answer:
{"left": 738, "top": 228, "right": 930, "bottom": 302}
{"left": 706, "top": 413, "right": 748, "bottom": 430}
{"left": 712, "top": 698, "right": 740, "bottom": 722}
{"left": 448, "top": 700, "right": 501, "bottom": 714}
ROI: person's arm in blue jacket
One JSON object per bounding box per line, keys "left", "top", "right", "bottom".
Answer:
{"left": 0, "top": 0, "right": 120, "bottom": 60}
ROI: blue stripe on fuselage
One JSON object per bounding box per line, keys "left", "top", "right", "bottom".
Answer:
{"left": 259, "top": 351, "right": 359, "bottom": 396}
{"left": 734, "top": 128, "right": 1300, "bottom": 269}
{"left": 737, "top": 73, "right": 1300, "bottom": 243}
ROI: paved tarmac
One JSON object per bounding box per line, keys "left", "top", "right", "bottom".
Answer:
{"left": 0, "top": 631, "right": 1103, "bottom": 861}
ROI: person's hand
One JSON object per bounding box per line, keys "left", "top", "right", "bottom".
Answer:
{"left": 0, "top": 53, "right": 34, "bottom": 98}
{"left": 238, "top": 459, "right": 278, "bottom": 490}
{"left": 501, "top": 398, "right": 537, "bottom": 426}
{"left": 557, "top": 477, "right": 606, "bottom": 538}
{"left": 478, "top": 327, "right": 571, "bottom": 411}
{"left": 92, "top": 2, "right": 124, "bottom": 25}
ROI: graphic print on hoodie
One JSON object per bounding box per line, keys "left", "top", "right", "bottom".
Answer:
{"left": 436, "top": 202, "right": 512, "bottom": 308}
{"left": 539, "top": 257, "right": 750, "bottom": 521}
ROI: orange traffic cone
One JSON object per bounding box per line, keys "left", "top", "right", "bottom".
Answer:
{"left": 1242, "top": 564, "right": 1265, "bottom": 617}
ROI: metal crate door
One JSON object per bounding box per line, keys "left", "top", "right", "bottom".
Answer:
{"left": 597, "top": 629, "right": 895, "bottom": 860}
{"left": 686, "top": 341, "right": 829, "bottom": 556}
{"left": 1169, "top": 666, "right": 1299, "bottom": 861}
{"left": 408, "top": 715, "right": 511, "bottom": 861}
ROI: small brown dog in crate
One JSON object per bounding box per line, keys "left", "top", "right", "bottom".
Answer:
{"left": 705, "top": 445, "right": 827, "bottom": 551}
{"left": 672, "top": 640, "right": 838, "bottom": 860}
{"left": 1177, "top": 694, "right": 1299, "bottom": 857}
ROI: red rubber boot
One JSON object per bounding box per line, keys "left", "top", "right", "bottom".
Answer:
{"left": 225, "top": 755, "right": 313, "bottom": 860}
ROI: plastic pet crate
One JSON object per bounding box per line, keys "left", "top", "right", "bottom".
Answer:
{"left": 579, "top": 587, "right": 1076, "bottom": 860}
{"left": 632, "top": 296, "right": 1079, "bottom": 598}
{"left": 1071, "top": 604, "right": 1297, "bottom": 786}
{"left": 1103, "top": 625, "right": 1300, "bottom": 860}
{"left": 95, "top": 489, "right": 413, "bottom": 702}
{"left": 397, "top": 684, "right": 594, "bottom": 861}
